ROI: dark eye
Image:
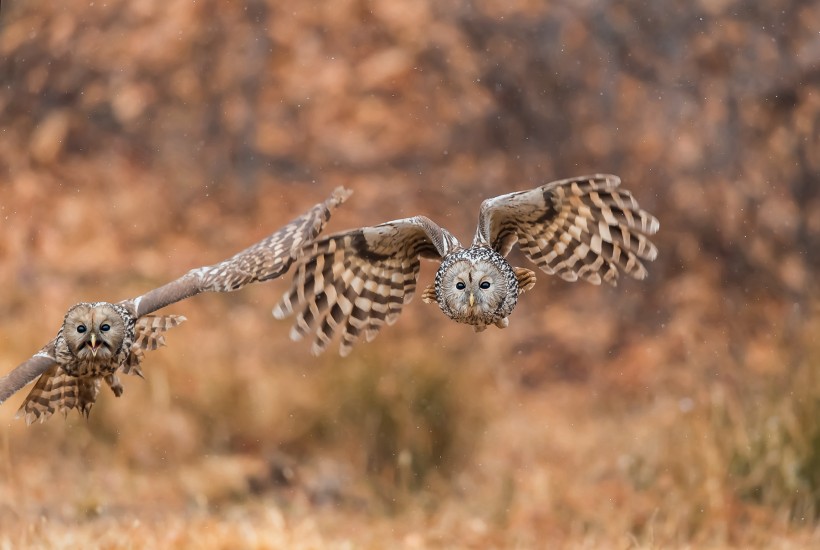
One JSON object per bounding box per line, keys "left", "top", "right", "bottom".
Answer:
{"left": 455, "top": 281, "right": 466, "bottom": 290}
{"left": 101, "top": 323, "right": 111, "bottom": 332}
{"left": 76, "top": 325, "right": 87, "bottom": 334}
{"left": 479, "top": 281, "right": 491, "bottom": 290}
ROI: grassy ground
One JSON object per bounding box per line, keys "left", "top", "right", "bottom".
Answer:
{"left": 2, "top": 246, "right": 820, "bottom": 547}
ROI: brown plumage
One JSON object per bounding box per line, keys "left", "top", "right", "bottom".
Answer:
{"left": 274, "top": 175, "right": 659, "bottom": 356}
{"left": 1, "top": 187, "right": 351, "bottom": 424}
{"left": 21, "top": 304, "right": 185, "bottom": 421}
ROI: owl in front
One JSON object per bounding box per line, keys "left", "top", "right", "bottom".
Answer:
{"left": 0, "top": 187, "right": 351, "bottom": 424}
{"left": 274, "top": 175, "right": 659, "bottom": 356}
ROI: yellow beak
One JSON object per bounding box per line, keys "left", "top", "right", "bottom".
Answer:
{"left": 469, "top": 292, "right": 475, "bottom": 307}
{"left": 90, "top": 333, "right": 98, "bottom": 356}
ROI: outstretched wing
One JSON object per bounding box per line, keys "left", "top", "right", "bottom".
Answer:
{"left": 129, "top": 187, "right": 352, "bottom": 317}
{"left": 0, "top": 342, "right": 58, "bottom": 406}
{"left": 273, "top": 216, "right": 461, "bottom": 356}
{"left": 474, "top": 174, "right": 659, "bottom": 285}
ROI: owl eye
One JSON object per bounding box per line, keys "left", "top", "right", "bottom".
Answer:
{"left": 76, "top": 325, "right": 87, "bottom": 334}
{"left": 479, "top": 281, "right": 491, "bottom": 290}
{"left": 455, "top": 281, "right": 466, "bottom": 290}
{"left": 101, "top": 323, "right": 111, "bottom": 332}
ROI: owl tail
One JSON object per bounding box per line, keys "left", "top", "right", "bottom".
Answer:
{"left": 123, "top": 314, "right": 186, "bottom": 377}
{"left": 16, "top": 366, "right": 101, "bottom": 425}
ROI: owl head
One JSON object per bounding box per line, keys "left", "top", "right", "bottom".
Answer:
{"left": 435, "top": 248, "right": 518, "bottom": 326}
{"left": 62, "top": 303, "right": 127, "bottom": 361}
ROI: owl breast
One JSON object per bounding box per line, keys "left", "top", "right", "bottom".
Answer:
{"left": 433, "top": 246, "right": 519, "bottom": 328}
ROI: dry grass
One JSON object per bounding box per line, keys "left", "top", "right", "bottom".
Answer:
{"left": 1, "top": 179, "right": 819, "bottom": 546}
{"left": 3, "top": 294, "right": 820, "bottom": 548}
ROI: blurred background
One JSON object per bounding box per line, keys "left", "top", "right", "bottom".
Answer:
{"left": 0, "top": 0, "right": 818, "bottom": 547}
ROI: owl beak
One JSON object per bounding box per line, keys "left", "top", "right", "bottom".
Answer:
{"left": 469, "top": 292, "right": 475, "bottom": 308}
{"left": 89, "top": 333, "right": 99, "bottom": 356}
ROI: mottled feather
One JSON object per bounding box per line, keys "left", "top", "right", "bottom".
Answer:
{"left": 273, "top": 216, "right": 459, "bottom": 356}
{"left": 475, "top": 174, "right": 659, "bottom": 285}
{"left": 129, "top": 186, "right": 352, "bottom": 317}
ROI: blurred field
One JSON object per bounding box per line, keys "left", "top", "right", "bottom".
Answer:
{"left": 1, "top": 0, "right": 820, "bottom": 547}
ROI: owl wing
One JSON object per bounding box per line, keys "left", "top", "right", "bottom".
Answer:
{"left": 474, "top": 174, "right": 659, "bottom": 285}
{"left": 128, "top": 186, "right": 352, "bottom": 317}
{"left": 273, "top": 216, "right": 461, "bottom": 356}
{"left": 0, "top": 342, "right": 58, "bottom": 406}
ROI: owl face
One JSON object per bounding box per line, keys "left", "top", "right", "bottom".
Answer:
{"left": 436, "top": 252, "right": 515, "bottom": 326}
{"left": 62, "top": 303, "right": 127, "bottom": 361}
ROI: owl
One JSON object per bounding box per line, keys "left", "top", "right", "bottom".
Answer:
{"left": 0, "top": 187, "right": 351, "bottom": 424}
{"left": 273, "top": 174, "right": 659, "bottom": 356}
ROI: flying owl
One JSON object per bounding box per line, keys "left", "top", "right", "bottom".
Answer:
{"left": 273, "top": 175, "right": 659, "bottom": 356}
{"left": 0, "top": 187, "right": 351, "bottom": 424}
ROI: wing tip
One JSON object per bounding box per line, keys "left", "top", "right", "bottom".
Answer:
{"left": 329, "top": 187, "right": 353, "bottom": 207}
